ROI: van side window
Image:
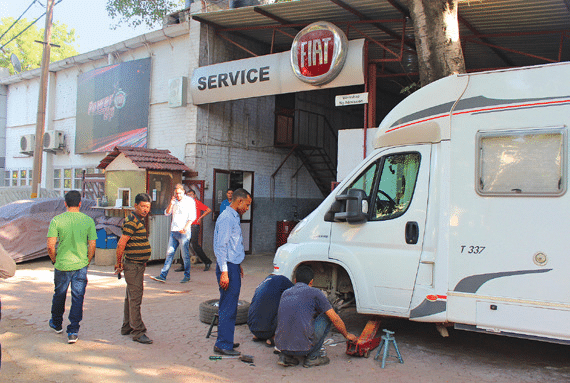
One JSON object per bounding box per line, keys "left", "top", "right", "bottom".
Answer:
{"left": 372, "top": 152, "right": 421, "bottom": 221}
{"left": 477, "top": 128, "right": 566, "bottom": 196}
{"left": 344, "top": 162, "right": 378, "bottom": 197}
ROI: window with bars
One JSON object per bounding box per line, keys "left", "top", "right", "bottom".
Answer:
{"left": 3, "top": 169, "right": 32, "bottom": 186}
{"left": 53, "top": 167, "right": 101, "bottom": 195}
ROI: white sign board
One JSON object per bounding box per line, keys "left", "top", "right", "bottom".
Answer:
{"left": 190, "top": 39, "right": 365, "bottom": 105}
{"left": 335, "top": 92, "right": 368, "bottom": 106}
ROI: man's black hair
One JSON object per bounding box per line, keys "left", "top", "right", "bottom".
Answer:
{"left": 232, "top": 188, "right": 251, "bottom": 201}
{"left": 295, "top": 265, "right": 314, "bottom": 285}
{"left": 227, "top": 188, "right": 233, "bottom": 193}
{"left": 135, "top": 193, "right": 151, "bottom": 205}
{"left": 64, "top": 190, "right": 81, "bottom": 207}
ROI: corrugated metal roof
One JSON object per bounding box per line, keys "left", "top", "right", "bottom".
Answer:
{"left": 97, "top": 146, "right": 195, "bottom": 174}
{"left": 192, "top": 0, "right": 570, "bottom": 73}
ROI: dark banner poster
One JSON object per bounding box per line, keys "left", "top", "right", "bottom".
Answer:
{"left": 75, "top": 58, "right": 151, "bottom": 154}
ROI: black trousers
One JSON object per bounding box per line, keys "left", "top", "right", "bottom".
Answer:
{"left": 191, "top": 224, "right": 211, "bottom": 265}
{"left": 180, "top": 224, "right": 211, "bottom": 265}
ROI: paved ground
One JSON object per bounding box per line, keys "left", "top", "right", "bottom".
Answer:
{"left": 1, "top": 253, "right": 570, "bottom": 382}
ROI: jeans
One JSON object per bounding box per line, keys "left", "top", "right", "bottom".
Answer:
{"left": 215, "top": 262, "right": 242, "bottom": 350}
{"left": 283, "top": 313, "right": 332, "bottom": 359}
{"left": 160, "top": 231, "right": 191, "bottom": 278}
{"left": 51, "top": 266, "right": 88, "bottom": 334}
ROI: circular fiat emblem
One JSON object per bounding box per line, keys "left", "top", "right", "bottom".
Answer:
{"left": 291, "top": 21, "right": 348, "bottom": 86}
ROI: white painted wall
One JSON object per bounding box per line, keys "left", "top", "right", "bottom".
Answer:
{"left": 337, "top": 127, "right": 377, "bottom": 182}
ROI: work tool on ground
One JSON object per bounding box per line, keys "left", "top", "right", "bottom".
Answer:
{"left": 374, "top": 329, "right": 404, "bottom": 368}
{"left": 346, "top": 318, "right": 382, "bottom": 358}
{"left": 209, "top": 354, "right": 254, "bottom": 363}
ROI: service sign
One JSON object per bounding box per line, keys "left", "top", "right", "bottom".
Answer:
{"left": 190, "top": 39, "right": 364, "bottom": 105}
{"left": 291, "top": 21, "right": 348, "bottom": 85}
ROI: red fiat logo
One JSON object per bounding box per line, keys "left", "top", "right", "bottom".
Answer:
{"left": 296, "top": 29, "right": 335, "bottom": 77}
{"left": 291, "top": 21, "right": 348, "bottom": 86}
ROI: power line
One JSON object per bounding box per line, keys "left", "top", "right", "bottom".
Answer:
{"left": 0, "top": 0, "right": 38, "bottom": 42}
{"left": 0, "top": 0, "right": 63, "bottom": 52}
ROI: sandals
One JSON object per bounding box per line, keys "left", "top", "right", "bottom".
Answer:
{"left": 252, "top": 337, "right": 275, "bottom": 347}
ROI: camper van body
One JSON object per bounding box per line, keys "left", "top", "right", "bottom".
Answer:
{"left": 273, "top": 62, "right": 570, "bottom": 343}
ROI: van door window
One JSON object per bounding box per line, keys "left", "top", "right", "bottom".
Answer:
{"left": 344, "top": 162, "right": 378, "bottom": 197}
{"left": 373, "top": 152, "right": 421, "bottom": 221}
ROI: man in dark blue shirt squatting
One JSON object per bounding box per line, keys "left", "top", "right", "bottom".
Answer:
{"left": 248, "top": 274, "right": 294, "bottom": 347}
{"left": 275, "top": 265, "right": 357, "bottom": 368}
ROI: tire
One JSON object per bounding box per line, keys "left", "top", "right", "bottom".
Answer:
{"left": 199, "top": 299, "right": 250, "bottom": 325}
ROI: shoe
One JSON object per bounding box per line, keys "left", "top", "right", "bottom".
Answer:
{"left": 180, "top": 276, "right": 191, "bottom": 283}
{"left": 278, "top": 353, "right": 299, "bottom": 367}
{"left": 303, "top": 355, "right": 330, "bottom": 368}
{"left": 133, "top": 334, "right": 153, "bottom": 344}
{"left": 213, "top": 346, "right": 241, "bottom": 356}
{"left": 49, "top": 319, "right": 63, "bottom": 334}
{"left": 67, "top": 333, "right": 78, "bottom": 344}
{"left": 233, "top": 343, "right": 240, "bottom": 349}
{"left": 174, "top": 266, "right": 184, "bottom": 272}
{"left": 204, "top": 263, "right": 211, "bottom": 271}
{"left": 150, "top": 275, "right": 166, "bottom": 283}
{"left": 121, "top": 329, "right": 132, "bottom": 336}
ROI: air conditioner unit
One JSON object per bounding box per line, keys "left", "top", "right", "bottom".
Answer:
{"left": 20, "top": 134, "right": 35, "bottom": 153}
{"left": 43, "top": 130, "right": 65, "bottom": 151}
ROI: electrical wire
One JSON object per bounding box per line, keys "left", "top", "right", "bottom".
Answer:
{"left": 0, "top": 0, "right": 38, "bottom": 42}
{"left": 0, "top": 0, "right": 63, "bottom": 52}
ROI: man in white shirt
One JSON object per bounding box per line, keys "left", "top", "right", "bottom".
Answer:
{"left": 150, "top": 184, "right": 196, "bottom": 283}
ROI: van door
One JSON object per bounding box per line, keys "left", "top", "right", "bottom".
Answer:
{"left": 329, "top": 145, "right": 431, "bottom": 314}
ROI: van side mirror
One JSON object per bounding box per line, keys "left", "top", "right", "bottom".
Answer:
{"left": 331, "top": 188, "right": 368, "bottom": 224}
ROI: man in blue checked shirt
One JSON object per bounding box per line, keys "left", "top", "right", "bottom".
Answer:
{"left": 212, "top": 188, "right": 252, "bottom": 356}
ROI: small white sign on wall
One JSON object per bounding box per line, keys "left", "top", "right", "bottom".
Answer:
{"left": 335, "top": 92, "right": 368, "bottom": 106}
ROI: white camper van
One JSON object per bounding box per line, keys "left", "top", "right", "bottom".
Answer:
{"left": 273, "top": 62, "right": 570, "bottom": 344}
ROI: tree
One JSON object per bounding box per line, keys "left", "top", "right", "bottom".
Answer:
{"left": 404, "top": 0, "right": 466, "bottom": 87}
{"left": 0, "top": 17, "right": 79, "bottom": 75}
{"left": 105, "top": 0, "right": 293, "bottom": 29}
{"left": 106, "top": 0, "right": 183, "bottom": 29}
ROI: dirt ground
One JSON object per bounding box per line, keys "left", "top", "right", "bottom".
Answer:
{"left": 1, "top": 253, "right": 570, "bottom": 382}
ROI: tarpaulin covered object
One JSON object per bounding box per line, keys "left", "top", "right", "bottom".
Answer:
{"left": 0, "top": 198, "right": 104, "bottom": 263}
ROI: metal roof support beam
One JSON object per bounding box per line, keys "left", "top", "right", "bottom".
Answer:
{"left": 463, "top": 36, "right": 558, "bottom": 63}
{"left": 328, "top": 0, "right": 415, "bottom": 50}
{"left": 349, "top": 19, "right": 407, "bottom": 62}
{"left": 192, "top": 15, "right": 272, "bottom": 55}
{"left": 560, "top": 32, "right": 569, "bottom": 62}
{"left": 385, "top": 0, "right": 410, "bottom": 18}
{"left": 458, "top": 14, "right": 514, "bottom": 67}
{"left": 253, "top": 7, "right": 302, "bottom": 32}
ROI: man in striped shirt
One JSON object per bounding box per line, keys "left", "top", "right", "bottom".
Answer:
{"left": 115, "top": 193, "right": 153, "bottom": 344}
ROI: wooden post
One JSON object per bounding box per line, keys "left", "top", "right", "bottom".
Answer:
{"left": 31, "top": 0, "right": 54, "bottom": 198}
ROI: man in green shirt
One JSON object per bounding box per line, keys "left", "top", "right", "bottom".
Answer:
{"left": 47, "top": 190, "right": 97, "bottom": 344}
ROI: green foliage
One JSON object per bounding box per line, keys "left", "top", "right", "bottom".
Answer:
{"left": 400, "top": 82, "right": 420, "bottom": 96}
{"left": 106, "top": 0, "right": 184, "bottom": 29}
{"left": 0, "top": 17, "right": 79, "bottom": 75}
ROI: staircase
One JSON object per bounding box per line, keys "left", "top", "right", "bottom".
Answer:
{"left": 274, "top": 109, "right": 337, "bottom": 196}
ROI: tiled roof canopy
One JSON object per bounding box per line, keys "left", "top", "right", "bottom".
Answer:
{"left": 97, "top": 146, "right": 197, "bottom": 176}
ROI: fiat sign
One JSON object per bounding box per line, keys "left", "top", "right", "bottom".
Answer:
{"left": 291, "top": 21, "right": 349, "bottom": 86}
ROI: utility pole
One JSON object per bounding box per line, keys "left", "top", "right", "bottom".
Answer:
{"left": 31, "top": 0, "right": 55, "bottom": 198}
